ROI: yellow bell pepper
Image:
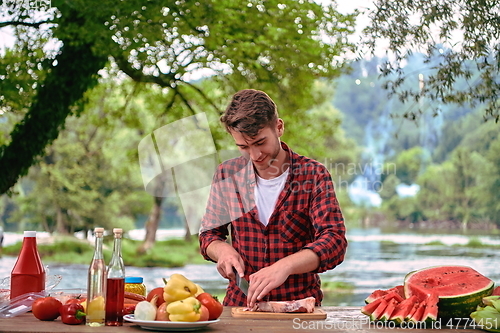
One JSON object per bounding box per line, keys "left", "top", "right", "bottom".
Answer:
{"left": 163, "top": 273, "right": 198, "bottom": 303}
{"left": 166, "top": 297, "right": 201, "bottom": 322}
{"left": 194, "top": 283, "right": 205, "bottom": 297}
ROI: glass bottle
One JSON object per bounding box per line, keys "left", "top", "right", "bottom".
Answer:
{"left": 10, "top": 231, "right": 46, "bottom": 299}
{"left": 105, "top": 228, "right": 125, "bottom": 326}
{"left": 86, "top": 227, "right": 106, "bottom": 327}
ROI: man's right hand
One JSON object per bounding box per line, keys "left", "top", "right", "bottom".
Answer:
{"left": 206, "top": 240, "right": 245, "bottom": 280}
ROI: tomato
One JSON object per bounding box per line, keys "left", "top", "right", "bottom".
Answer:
{"left": 147, "top": 287, "right": 166, "bottom": 307}
{"left": 196, "top": 293, "right": 223, "bottom": 320}
{"left": 198, "top": 304, "right": 209, "bottom": 322}
{"left": 65, "top": 297, "right": 86, "bottom": 305}
{"left": 32, "top": 296, "right": 63, "bottom": 321}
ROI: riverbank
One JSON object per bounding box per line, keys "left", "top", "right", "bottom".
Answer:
{"left": 1, "top": 230, "right": 205, "bottom": 267}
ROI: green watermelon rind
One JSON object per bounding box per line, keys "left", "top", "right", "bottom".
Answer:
{"left": 404, "top": 265, "right": 495, "bottom": 319}
{"left": 437, "top": 284, "right": 494, "bottom": 319}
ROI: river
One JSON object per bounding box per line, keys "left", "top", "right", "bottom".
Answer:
{"left": 1, "top": 227, "right": 499, "bottom": 306}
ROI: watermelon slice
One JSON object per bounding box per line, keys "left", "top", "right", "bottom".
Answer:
{"left": 492, "top": 286, "right": 500, "bottom": 296}
{"left": 379, "top": 298, "right": 399, "bottom": 322}
{"left": 421, "top": 294, "right": 439, "bottom": 323}
{"left": 408, "top": 303, "right": 426, "bottom": 323}
{"left": 404, "top": 301, "right": 421, "bottom": 322}
{"left": 365, "top": 285, "right": 404, "bottom": 303}
{"left": 361, "top": 297, "right": 385, "bottom": 316}
{"left": 404, "top": 265, "right": 494, "bottom": 319}
{"left": 370, "top": 299, "right": 389, "bottom": 321}
{"left": 389, "top": 295, "right": 418, "bottom": 324}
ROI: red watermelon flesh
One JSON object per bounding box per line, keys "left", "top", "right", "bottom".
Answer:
{"left": 404, "top": 265, "right": 493, "bottom": 301}
{"left": 362, "top": 290, "right": 403, "bottom": 317}
{"left": 405, "top": 301, "right": 421, "bottom": 322}
{"left": 389, "top": 295, "right": 418, "bottom": 324}
{"left": 404, "top": 265, "right": 494, "bottom": 319}
{"left": 379, "top": 298, "right": 399, "bottom": 321}
{"left": 492, "top": 286, "right": 500, "bottom": 296}
{"left": 421, "top": 294, "right": 439, "bottom": 323}
{"left": 365, "top": 285, "right": 404, "bottom": 303}
{"left": 361, "top": 297, "right": 385, "bottom": 316}
{"left": 408, "top": 302, "right": 426, "bottom": 323}
{"left": 370, "top": 299, "right": 389, "bottom": 321}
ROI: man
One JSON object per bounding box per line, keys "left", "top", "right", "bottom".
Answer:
{"left": 199, "top": 89, "right": 347, "bottom": 308}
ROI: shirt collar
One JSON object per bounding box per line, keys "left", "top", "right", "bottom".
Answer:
{"left": 245, "top": 141, "right": 294, "bottom": 187}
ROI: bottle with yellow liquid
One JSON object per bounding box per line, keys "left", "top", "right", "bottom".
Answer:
{"left": 86, "top": 227, "right": 106, "bottom": 326}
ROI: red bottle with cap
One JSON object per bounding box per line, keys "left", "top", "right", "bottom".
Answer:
{"left": 10, "top": 231, "right": 46, "bottom": 299}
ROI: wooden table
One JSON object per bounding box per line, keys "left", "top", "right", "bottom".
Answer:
{"left": 0, "top": 307, "right": 485, "bottom": 332}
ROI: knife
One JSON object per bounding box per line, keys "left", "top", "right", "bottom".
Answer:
{"left": 233, "top": 268, "right": 250, "bottom": 296}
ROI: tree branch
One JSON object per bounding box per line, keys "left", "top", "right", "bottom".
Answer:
{"left": 0, "top": 20, "right": 50, "bottom": 28}
{"left": 113, "top": 55, "right": 178, "bottom": 88}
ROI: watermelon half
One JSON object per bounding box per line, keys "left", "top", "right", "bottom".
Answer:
{"left": 404, "top": 265, "right": 494, "bottom": 319}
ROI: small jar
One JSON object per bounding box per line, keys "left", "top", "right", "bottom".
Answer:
{"left": 124, "top": 277, "right": 146, "bottom": 297}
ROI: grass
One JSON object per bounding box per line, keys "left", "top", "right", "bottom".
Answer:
{"left": 2, "top": 235, "right": 207, "bottom": 268}
{"left": 321, "top": 280, "right": 355, "bottom": 292}
{"left": 424, "top": 240, "right": 445, "bottom": 246}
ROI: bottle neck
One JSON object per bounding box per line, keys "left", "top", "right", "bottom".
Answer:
{"left": 94, "top": 235, "right": 104, "bottom": 259}
{"left": 107, "top": 236, "right": 124, "bottom": 278}
{"left": 112, "top": 237, "right": 121, "bottom": 259}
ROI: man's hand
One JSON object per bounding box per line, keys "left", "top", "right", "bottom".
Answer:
{"left": 246, "top": 249, "right": 320, "bottom": 308}
{"left": 247, "top": 264, "right": 289, "bottom": 308}
{"left": 206, "top": 240, "right": 245, "bottom": 280}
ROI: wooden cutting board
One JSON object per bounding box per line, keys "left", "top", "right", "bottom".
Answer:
{"left": 231, "top": 307, "right": 327, "bottom": 320}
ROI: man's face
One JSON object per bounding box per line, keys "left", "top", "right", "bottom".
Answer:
{"left": 230, "top": 119, "right": 284, "bottom": 176}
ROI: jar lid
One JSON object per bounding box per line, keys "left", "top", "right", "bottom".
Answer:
{"left": 24, "top": 231, "right": 36, "bottom": 237}
{"left": 125, "top": 277, "right": 143, "bottom": 283}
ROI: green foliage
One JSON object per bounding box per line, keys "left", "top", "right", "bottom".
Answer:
{"left": 1, "top": 0, "right": 358, "bottom": 197}
{"left": 382, "top": 196, "right": 423, "bottom": 223}
{"left": 321, "top": 280, "right": 355, "bottom": 292}
{"left": 391, "top": 147, "right": 431, "bottom": 185}
{"left": 362, "top": 0, "right": 500, "bottom": 121}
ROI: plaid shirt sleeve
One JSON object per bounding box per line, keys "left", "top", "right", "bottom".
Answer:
{"left": 199, "top": 164, "right": 233, "bottom": 261}
{"left": 300, "top": 163, "right": 347, "bottom": 273}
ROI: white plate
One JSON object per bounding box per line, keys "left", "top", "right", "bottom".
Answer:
{"left": 124, "top": 314, "right": 220, "bottom": 331}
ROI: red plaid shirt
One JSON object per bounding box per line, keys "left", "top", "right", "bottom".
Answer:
{"left": 199, "top": 142, "right": 347, "bottom": 306}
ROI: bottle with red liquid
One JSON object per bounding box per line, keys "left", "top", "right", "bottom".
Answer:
{"left": 10, "top": 231, "right": 46, "bottom": 299}
{"left": 105, "top": 228, "right": 125, "bottom": 326}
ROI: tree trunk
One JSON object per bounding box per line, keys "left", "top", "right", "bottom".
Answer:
{"left": 55, "top": 207, "right": 68, "bottom": 234}
{"left": 0, "top": 21, "right": 107, "bottom": 194}
{"left": 138, "top": 196, "right": 163, "bottom": 254}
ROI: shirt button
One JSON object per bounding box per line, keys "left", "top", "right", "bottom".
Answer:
{"left": 263, "top": 230, "right": 268, "bottom": 236}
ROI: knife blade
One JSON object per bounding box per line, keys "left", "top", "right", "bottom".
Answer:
{"left": 234, "top": 268, "right": 250, "bottom": 296}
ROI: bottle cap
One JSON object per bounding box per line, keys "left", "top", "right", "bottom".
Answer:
{"left": 125, "top": 277, "right": 143, "bottom": 283}
{"left": 94, "top": 227, "right": 104, "bottom": 233}
{"left": 24, "top": 231, "right": 36, "bottom": 237}
{"left": 113, "top": 228, "right": 123, "bottom": 238}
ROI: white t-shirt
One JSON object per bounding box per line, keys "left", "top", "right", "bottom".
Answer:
{"left": 255, "top": 169, "right": 289, "bottom": 226}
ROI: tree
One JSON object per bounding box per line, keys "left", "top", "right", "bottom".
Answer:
{"left": 0, "top": 0, "right": 357, "bottom": 195}
{"left": 362, "top": 0, "right": 500, "bottom": 122}
{"left": 8, "top": 78, "right": 150, "bottom": 234}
